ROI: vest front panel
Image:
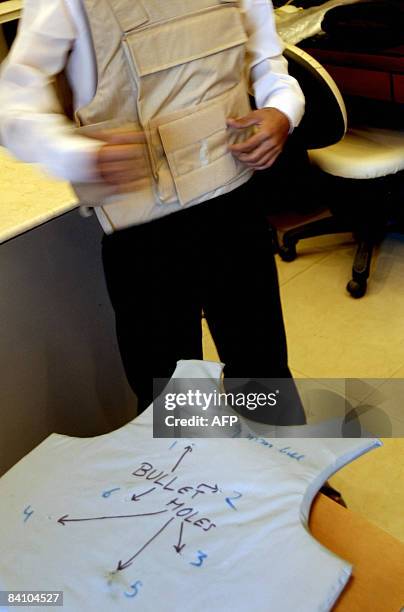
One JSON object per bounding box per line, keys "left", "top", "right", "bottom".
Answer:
{"left": 73, "top": 0, "right": 254, "bottom": 229}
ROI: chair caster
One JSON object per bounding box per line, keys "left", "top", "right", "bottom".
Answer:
{"left": 347, "top": 278, "right": 367, "bottom": 298}
{"left": 278, "top": 243, "right": 297, "bottom": 262}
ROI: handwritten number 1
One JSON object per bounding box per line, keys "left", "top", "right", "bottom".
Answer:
{"left": 226, "top": 490, "right": 242, "bottom": 510}
{"left": 190, "top": 551, "right": 207, "bottom": 567}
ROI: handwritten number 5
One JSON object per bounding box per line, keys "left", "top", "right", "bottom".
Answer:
{"left": 124, "top": 580, "right": 143, "bottom": 598}
{"left": 190, "top": 551, "right": 207, "bottom": 567}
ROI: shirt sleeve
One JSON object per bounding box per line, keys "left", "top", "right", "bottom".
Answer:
{"left": 0, "top": 0, "right": 102, "bottom": 183}
{"left": 242, "top": 0, "right": 305, "bottom": 130}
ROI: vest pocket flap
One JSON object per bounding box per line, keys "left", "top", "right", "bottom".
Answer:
{"left": 158, "top": 104, "right": 226, "bottom": 154}
{"left": 174, "top": 155, "right": 238, "bottom": 206}
{"left": 156, "top": 103, "right": 240, "bottom": 206}
{"left": 126, "top": 6, "right": 247, "bottom": 76}
{"left": 108, "top": 0, "right": 149, "bottom": 33}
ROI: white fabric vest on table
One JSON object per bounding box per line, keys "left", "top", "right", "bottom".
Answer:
{"left": 0, "top": 360, "right": 381, "bottom": 612}
{"left": 73, "top": 0, "right": 254, "bottom": 230}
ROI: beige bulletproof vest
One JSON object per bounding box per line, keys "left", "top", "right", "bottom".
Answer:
{"left": 73, "top": 0, "right": 254, "bottom": 230}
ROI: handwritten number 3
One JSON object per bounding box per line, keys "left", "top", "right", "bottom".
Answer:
{"left": 124, "top": 580, "right": 143, "bottom": 598}
{"left": 190, "top": 551, "right": 207, "bottom": 567}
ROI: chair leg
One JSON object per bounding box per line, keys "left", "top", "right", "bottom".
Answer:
{"left": 346, "top": 237, "right": 375, "bottom": 298}
{"left": 278, "top": 216, "right": 351, "bottom": 262}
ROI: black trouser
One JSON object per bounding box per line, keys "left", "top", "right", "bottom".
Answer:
{"left": 102, "top": 175, "right": 302, "bottom": 421}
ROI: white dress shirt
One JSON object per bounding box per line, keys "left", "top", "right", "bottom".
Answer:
{"left": 0, "top": 0, "right": 305, "bottom": 184}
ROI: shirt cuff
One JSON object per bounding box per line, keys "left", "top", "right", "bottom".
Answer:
{"left": 261, "top": 94, "right": 305, "bottom": 134}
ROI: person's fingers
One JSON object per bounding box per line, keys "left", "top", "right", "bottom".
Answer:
{"left": 91, "top": 129, "right": 147, "bottom": 145}
{"left": 228, "top": 130, "right": 268, "bottom": 154}
{"left": 246, "top": 148, "right": 280, "bottom": 167}
{"left": 226, "top": 113, "right": 259, "bottom": 129}
{"left": 234, "top": 139, "right": 278, "bottom": 165}
{"left": 238, "top": 143, "right": 281, "bottom": 169}
{"left": 101, "top": 130, "right": 147, "bottom": 145}
{"left": 99, "top": 165, "right": 149, "bottom": 185}
{"left": 97, "top": 144, "right": 149, "bottom": 184}
{"left": 98, "top": 157, "right": 148, "bottom": 175}
{"left": 252, "top": 149, "right": 282, "bottom": 170}
{"left": 98, "top": 143, "right": 146, "bottom": 163}
{"left": 97, "top": 142, "right": 150, "bottom": 184}
{"left": 100, "top": 171, "right": 141, "bottom": 185}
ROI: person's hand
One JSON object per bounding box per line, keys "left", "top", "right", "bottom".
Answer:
{"left": 94, "top": 129, "right": 150, "bottom": 194}
{"left": 227, "top": 108, "right": 290, "bottom": 170}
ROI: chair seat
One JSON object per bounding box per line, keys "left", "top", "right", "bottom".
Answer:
{"left": 309, "top": 127, "right": 404, "bottom": 179}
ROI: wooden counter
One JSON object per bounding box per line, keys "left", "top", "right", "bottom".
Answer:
{"left": 0, "top": 0, "right": 22, "bottom": 25}
{"left": 0, "top": 147, "right": 76, "bottom": 244}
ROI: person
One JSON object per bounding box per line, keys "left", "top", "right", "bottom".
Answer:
{"left": 0, "top": 0, "right": 305, "bottom": 418}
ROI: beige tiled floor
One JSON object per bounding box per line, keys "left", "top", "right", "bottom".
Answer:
{"left": 203, "top": 222, "right": 404, "bottom": 543}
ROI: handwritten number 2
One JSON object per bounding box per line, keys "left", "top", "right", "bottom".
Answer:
{"left": 190, "top": 551, "right": 207, "bottom": 567}
{"left": 124, "top": 580, "right": 143, "bottom": 598}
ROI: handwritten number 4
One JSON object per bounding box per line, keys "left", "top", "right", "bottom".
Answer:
{"left": 23, "top": 506, "right": 34, "bottom": 523}
{"left": 190, "top": 551, "right": 207, "bottom": 567}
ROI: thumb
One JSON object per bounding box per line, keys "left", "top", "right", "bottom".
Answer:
{"left": 226, "top": 112, "right": 259, "bottom": 129}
